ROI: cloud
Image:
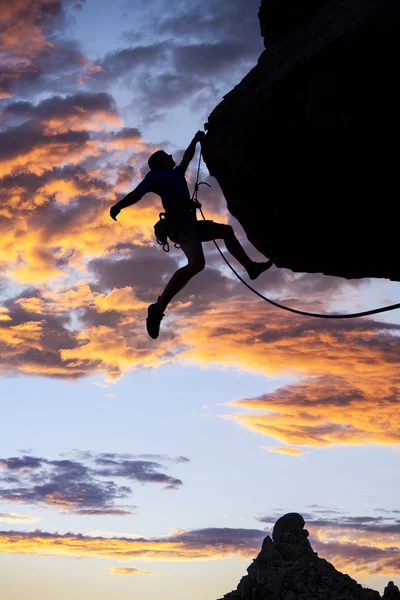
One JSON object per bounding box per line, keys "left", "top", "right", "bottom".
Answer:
{"left": 230, "top": 372, "right": 400, "bottom": 448}
{"left": 173, "top": 42, "right": 254, "bottom": 77}
{"left": 0, "top": 280, "right": 180, "bottom": 379}
{"left": 0, "top": 513, "right": 40, "bottom": 524}
{"left": 1, "top": 253, "right": 400, "bottom": 428}
{"left": 110, "top": 568, "right": 155, "bottom": 576}
{"left": 88, "top": 42, "right": 205, "bottom": 119}
{"left": 0, "top": 289, "right": 90, "bottom": 377}
{"left": 135, "top": 70, "right": 205, "bottom": 113}
{"left": 312, "top": 540, "right": 400, "bottom": 577}
{"left": 0, "top": 456, "right": 43, "bottom": 471}
{"left": 166, "top": 297, "right": 400, "bottom": 448}
{"left": 0, "top": 0, "right": 63, "bottom": 97}
{"left": 0, "top": 515, "right": 399, "bottom": 578}
{"left": 0, "top": 527, "right": 265, "bottom": 561}
{"left": 0, "top": 5, "right": 119, "bottom": 302}
{"left": 0, "top": 451, "right": 187, "bottom": 514}
{"left": 88, "top": 246, "right": 180, "bottom": 302}
{"left": 155, "top": 0, "right": 262, "bottom": 45}
{"left": 261, "top": 445, "right": 307, "bottom": 456}
{"left": 0, "top": 124, "right": 98, "bottom": 179}
{"left": 96, "top": 43, "right": 170, "bottom": 84}
{"left": 116, "top": 164, "right": 135, "bottom": 189}
{"left": 309, "top": 514, "right": 400, "bottom": 576}
{"left": 108, "top": 127, "right": 144, "bottom": 151}
{"left": 92, "top": 456, "right": 183, "bottom": 488}
{"left": 0, "top": 107, "right": 158, "bottom": 287}
{"left": 259, "top": 511, "right": 400, "bottom": 535}
{"left": 85, "top": 0, "right": 264, "bottom": 119}
{"left": 1, "top": 93, "right": 121, "bottom": 134}
{"left": 0, "top": 0, "right": 99, "bottom": 99}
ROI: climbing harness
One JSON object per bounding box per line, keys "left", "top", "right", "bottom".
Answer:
{"left": 154, "top": 202, "right": 203, "bottom": 253}
{"left": 154, "top": 208, "right": 199, "bottom": 253}
{"left": 191, "top": 151, "right": 400, "bottom": 320}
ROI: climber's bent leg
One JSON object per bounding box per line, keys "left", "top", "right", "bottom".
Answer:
{"left": 156, "top": 238, "right": 205, "bottom": 313}
{"left": 198, "top": 222, "right": 273, "bottom": 279}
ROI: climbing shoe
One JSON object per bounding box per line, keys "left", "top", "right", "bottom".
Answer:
{"left": 248, "top": 260, "right": 273, "bottom": 280}
{"left": 146, "top": 302, "right": 164, "bottom": 339}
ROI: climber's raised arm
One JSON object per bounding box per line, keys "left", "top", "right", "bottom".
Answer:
{"left": 178, "top": 131, "right": 205, "bottom": 173}
{"left": 110, "top": 176, "right": 152, "bottom": 221}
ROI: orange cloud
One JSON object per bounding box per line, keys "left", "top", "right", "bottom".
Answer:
{"left": 15, "top": 297, "right": 47, "bottom": 314}
{"left": 0, "top": 134, "right": 100, "bottom": 179}
{"left": 107, "top": 128, "right": 149, "bottom": 152}
{"left": 0, "top": 170, "right": 160, "bottom": 284}
{"left": 1, "top": 268, "right": 399, "bottom": 446}
{"left": 110, "top": 568, "right": 155, "bottom": 576}
{"left": 0, "top": 95, "right": 213, "bottom": 288}
{"left": 0, "top": 278, "right": 178, "bottom": 379}
{"left": 37, "top": 173, "right": 108, "bottom": 206}
{"left": 0, "top": 1, "right": 101, "bottom": 99}
{"left": 176, "top": 300, "right": 398, "bottom": 380}
{"left": 39, "top": 285, "right": 145, "bottom": 315}
{"left": 0, "top": 320, "right": 44, "bottom": 350}
{"left": 77, "top": 56, "right": 104, "bottom": 85}
{"left": 230, "top": 374, "right": 400, "bottom": 448}
{"left": 93, "top": 287, "right": 145, "bottom": 313}
{"left": 42, "top": 284, "right": 97, "bottom": 311}
{"left": 0, "top": 315, "right": 86, "bottom": 378}
{"left": 261, "top": 446, "right": 306, "bottom": 456}
{"left": 0, "top": 525, "right": 398, "bottom": 579}
{"left": 172, "top": 300, "right": 400, "bottom": 448}
{"left": 9, "top": 244, "right": 65, "bottom": 283}
{"left": 311, "top": 525, "right": 400, "bottom": 577}
{"left": 0, "top": 529, "right": 256, "bottom": 562}
{"left": 0, "top": 308, "right": 11, "bottom": 322}
{"left": 59, "top": 323, "right": 167, "bottom": 380}
{"left": 43, "top": 109, "right": 121, "bottom": 136}
{"left": 0, "top": 0, "right": 55, "bottom": 60}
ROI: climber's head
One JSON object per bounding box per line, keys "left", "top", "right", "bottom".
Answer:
{"left": 148, "top": 150, "right": 175, "bottom": 170}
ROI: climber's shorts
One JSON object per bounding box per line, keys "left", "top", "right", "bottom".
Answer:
{"left": 167, "top": 212, "right": 216, "bottom": 245}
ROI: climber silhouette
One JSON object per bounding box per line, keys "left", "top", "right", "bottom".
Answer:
{"left": 110, "top": 131, "right": 273, "bottom": 339}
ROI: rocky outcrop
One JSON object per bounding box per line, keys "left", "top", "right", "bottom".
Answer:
{"left": 203, "top": 0, "right": 400, "bottom": 281}
{"left": 218, "top": 513, "right": 398, "bottom": 600}
{"left": 382, "top": 582, "right": 400, "bottom": 600}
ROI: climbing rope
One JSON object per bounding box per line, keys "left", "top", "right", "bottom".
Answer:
{"left": 192, "top": 152, "right": 400, "bottom": 320}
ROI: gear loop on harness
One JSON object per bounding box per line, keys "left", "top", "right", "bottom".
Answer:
{"left": 191, "top": 150, "right": 400, "bottom": 320}
{"left": 154, "top": 212, "right": 170, "bottom": 253}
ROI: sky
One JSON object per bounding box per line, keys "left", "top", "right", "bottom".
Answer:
{"left": 0, "top": 1, "right": 399, "bottom": 599}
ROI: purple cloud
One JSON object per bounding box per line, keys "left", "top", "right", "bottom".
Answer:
{"left": 0, "top": 451, "right": 188, "bottom": 514}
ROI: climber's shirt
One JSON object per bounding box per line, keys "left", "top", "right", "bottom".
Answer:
{"left": 134, "top": 166, "right": 193, "bottom": 217}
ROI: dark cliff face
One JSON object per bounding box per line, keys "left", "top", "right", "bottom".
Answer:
{"left": 258, "top": 0, "right": 331, "bottom": 38}
{"left": 203, "top": 0, "right": 400, "bottom": 282}
{"left": 217, "top": 513, "right": 400, "bottom": 600}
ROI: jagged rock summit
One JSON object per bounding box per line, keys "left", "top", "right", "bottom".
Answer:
{"left": 218, "top": 513, "right": 400, "bottom": 600}
{"left": 203, "top": 0, "right": 400, "bottom": 282}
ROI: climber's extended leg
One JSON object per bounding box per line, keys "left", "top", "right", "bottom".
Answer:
{"left": 198, "top": 222, "right": 273, "bottom": 280}
{"left": 146, "top": 237, "right": 205, "bottom": 339}
{"left": 146, "top": 220, "right": 273, "bottom": 339}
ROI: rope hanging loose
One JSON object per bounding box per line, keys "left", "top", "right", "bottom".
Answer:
{"left": 192, "top": 151, "right": 400, "bottom": 320}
